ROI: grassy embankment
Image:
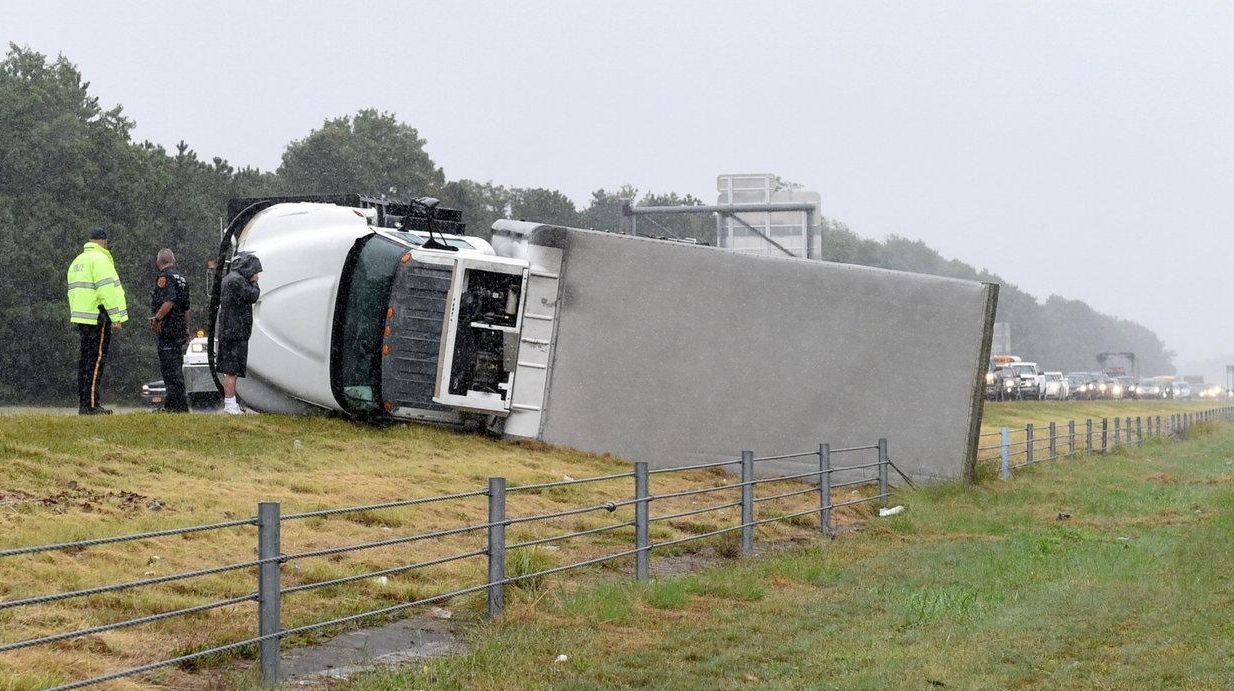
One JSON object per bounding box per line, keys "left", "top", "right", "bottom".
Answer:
{"left": 0, "top": 414, "right": 842, "bottom": 689}
{"left": 353, "top": 409, "right": 1234, "bottom": 690}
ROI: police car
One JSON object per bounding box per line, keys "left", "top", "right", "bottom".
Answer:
{"left": 182, "top": 333, "right": 221, "bottom": 409}
{"left": 140, "top": 380, "right": 167, "bottom": 407}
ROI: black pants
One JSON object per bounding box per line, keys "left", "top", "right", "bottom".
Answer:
{"left": 77, "top": 322, "right": 112, "bottom": 411}
{"left": 158, "top": 340, "right": 189, "bottom": 412}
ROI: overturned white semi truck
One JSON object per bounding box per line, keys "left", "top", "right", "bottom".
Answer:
{"left": 208, "top": 195, "right": 997, "bottom": 482}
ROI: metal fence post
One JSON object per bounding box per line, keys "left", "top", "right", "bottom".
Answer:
{"left": 1068, "top": 419, "right": 1076, "bottom": 457}
{"left": 1114, "top": 417, "right": 1121, "bottom": 448}
{"left": 257, "top": 501, "right": 281, "bottom": 687}
{"left": 1048, "top": 421, "right": 1057, "bottom": 460}
{"left": 634, "top": 462, "right": 649, "bottom": 581}
{"left": 1025, "top": 424, "right": 1034, "bottom": 465}
{"left": 878, "top": 438, "right": 889, "bottom": 505}
{"left": 819, "top": 444, "right": 832, "bottom": 536}
{"left": 1086, "top": 418, "right": 1093, "bottom": 455}
{"left": 487, "top": 477, "right": 506, "bottom": 617}
{"left": 1000, "top": 426, "right": 1010, "bottom": 480}
{"left": 1101, "top": 418, "right": 1108, "bottom": 454}
{"left": 740, "top": 451, "right": 754, "bottom": 557}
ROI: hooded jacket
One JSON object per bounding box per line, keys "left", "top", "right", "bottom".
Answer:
{"left": 219, "top": 253, "right": 262, "bottom": 341}
{"left": 66, "top": 242, "right": 128, "bottom": 325}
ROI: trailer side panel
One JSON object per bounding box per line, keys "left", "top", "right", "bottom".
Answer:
{"left": 534, "top": 228, "right": 993, "bottom": 482}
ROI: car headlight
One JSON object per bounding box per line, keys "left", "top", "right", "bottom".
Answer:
{"left": 141, "top": 385, "right": 150, "bottom": 394}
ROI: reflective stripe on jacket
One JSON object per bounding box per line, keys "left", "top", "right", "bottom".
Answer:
{"left": 66, "top": 242, "right": 128, "bottom": 325}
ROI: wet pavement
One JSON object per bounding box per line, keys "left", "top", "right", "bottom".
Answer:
{"left": 280, "top": 615, "right": 462, "bottom": 684}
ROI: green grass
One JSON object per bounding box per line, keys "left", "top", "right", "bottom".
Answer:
{"left": 980, "top": 398, "right": 1214, "bottom": 431}
{"left": 349, "top": 417, "right": 1234, "bottom": 690}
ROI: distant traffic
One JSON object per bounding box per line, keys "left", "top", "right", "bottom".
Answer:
{"left": 984, "top": 355, "right": 1226, "bottom": 402}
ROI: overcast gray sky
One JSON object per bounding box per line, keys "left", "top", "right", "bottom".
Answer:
{"left": 3, "top": 1, "right": 1232, "bottom": 369}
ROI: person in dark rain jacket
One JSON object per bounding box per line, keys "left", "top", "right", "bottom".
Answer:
{"left": 217, "top": 253, "right": 261, "bottom": 414}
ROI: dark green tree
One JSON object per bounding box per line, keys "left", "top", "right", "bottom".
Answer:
{"left": 0, "top": 45, "right": 271, "bottom": 403}
{"left": 507, "top": 187, "right": 581, "bottom": 228}
{"left": 635, "top": 192, "right": 713, "bottom": 243}
{"left": 277, "top": 109, "right": 445, "bottom": 198}
{"left": 439, "top": 179, "right": 510, "bottom": 239}
{"left": 579, "top": 185, "right": 639, "bottom": 232}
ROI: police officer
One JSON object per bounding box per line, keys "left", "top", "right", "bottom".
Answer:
{"left": 67, "top": 227, "right": 128, "bottom": 415}
{"left": 148, "top": 249, "right": 192, "bottom": 412}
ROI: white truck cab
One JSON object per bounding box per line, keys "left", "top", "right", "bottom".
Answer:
{"left": 212, "top": 197, "right": 536, "bottom": 427}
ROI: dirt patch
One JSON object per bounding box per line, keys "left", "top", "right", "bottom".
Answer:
{"left": 0, "top": 481, "right": 166, "bottom": 514}
{"left": 1122, "top": 507, "right": 1210, "bottom": 527}
{"left": 1146, "top": 472, "right": 1178, "bottom": 484}
{"left": 1188, "top": 475, "right": 1234, "bottom": 485}
{"left": 0, "top": 488, "right": 37, "bottom": 505}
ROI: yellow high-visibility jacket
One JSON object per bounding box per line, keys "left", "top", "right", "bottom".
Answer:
{"left": 67, "top": 242, "right": 128, "bottom": 325}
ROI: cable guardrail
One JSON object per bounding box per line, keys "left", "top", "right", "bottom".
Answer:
{"left": 279, "top": 521, "right": 496, "bottom": 562}
{"left": 983, "top": 406, "right": 1234, "bottom": 480}
{"left": 0, "top": 517, "right": 257, "bottom": 558}
{"left": 505, "top": 471, "right": 635, "bottom": 493}
{"left": 279, "top": 549, "right": 488, "bottom": 596}
{"left": 280, "top": 488, "right": 488, "bottom": 521}
{"left": 505, "top": 520, "right": 634, "bottom": 550}
{"left": 0, "top": 557, "right": 270, "bottom": 610}
{"left": 5, "top": 434, "right": 902, "bottom": 689}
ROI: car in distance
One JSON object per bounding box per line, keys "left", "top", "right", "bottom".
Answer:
{"left": 1066, "top": 372, "right": 1099, "bottom": 400}
{"left": 1004, "top": 362, "right": 1042, "bottom": 400}
{"left": 1041, "top": 371, "right": 1069, "bottom": 400}
{"left": 1110, "top": 375, "right": 1138, "bottom": 400}
{"left": 140, "top": 380, "right": 167, "bottom": 407}
{"left": 1088, "top": 375, "right": 1116, "bottom": 400}
{"left": 1170, "top": 381, "right": 1192, "bottom": 400}
{"left": 1133, "top": 379, "right": 1165, "bottom": 400}
{"left": 182, "top": 334, "right": 222, "bottom": 410}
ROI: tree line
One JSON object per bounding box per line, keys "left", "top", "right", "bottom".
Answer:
{"left": 0, "top": 44, "right": 1173, "bottom": 404}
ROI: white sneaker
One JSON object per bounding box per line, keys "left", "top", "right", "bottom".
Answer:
{"left": 223, "top": 406, "right": 244, "bottom": 416}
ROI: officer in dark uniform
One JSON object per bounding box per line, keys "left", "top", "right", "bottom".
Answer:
{"left": 148, "top": 248, "right": 192, "bottom": 412}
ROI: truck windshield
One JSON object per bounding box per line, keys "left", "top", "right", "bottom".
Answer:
{"left": 331, "top": 235, "right": 405, "bottom": 414}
